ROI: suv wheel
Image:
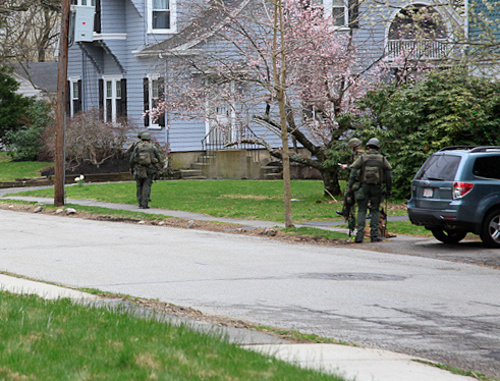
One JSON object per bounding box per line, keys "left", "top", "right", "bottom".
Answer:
{"left": 431, "top": 228, "right": 467, "bottom": 244}
{"left": 480, "top": 210, "right": 500, "bottom": 248}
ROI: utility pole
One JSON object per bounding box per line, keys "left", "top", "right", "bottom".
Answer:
{"left": 54, "top": 0, "right": 71, "bottom": 206}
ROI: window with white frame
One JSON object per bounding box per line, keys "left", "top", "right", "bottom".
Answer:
{"left": 331, "top": 0, "right": 348, "bottom": 26}
{"left": 302, "top": 0, "right": 323, "bottom": 8}
{"left": 310, "top": 0, "right": 354, "bottom": 27}
{"left": 143, "top": 75, "right": 165, "bottom": 128}
{"left": 102, "top": 77, "right": 123, "bottom": 123}
{"left": 71, "top": 0, "right": 95, "bottom": 5}
{"left": 148, "top": 0, "right": 176, "bottom": 33}
{"left": 68, "top": 78, "right": 82, "bottom": 117}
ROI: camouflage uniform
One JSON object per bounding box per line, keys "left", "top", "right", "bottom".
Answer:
{"left": 130, "top": 133, "right": 162, "bottom": 209}
{"left": 125, "top": 131, "right": 147, "bottom": 159}
{"left": 337, "top": 138, "right": 364, "bottom": 219}
{"left": 348, "top": 138, "right": 392, "bottom": 243}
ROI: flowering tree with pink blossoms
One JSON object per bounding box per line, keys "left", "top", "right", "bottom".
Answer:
{"left": 150, "top": 0, "right": 386, "bottom": 198}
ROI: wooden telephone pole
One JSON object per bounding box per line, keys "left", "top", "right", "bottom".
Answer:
{"left": 54, "top": 0, "right": 71, "bottom": 206}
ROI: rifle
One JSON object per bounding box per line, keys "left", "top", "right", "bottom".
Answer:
{"left": 343, "top": 190, "right": 356, "bottom": 237}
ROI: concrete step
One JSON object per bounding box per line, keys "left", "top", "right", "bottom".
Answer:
{"left": 181, "top": 176, "right": 207, "bottom": 180}
{"left": 179, "top": 169, "right": 204, "bottom": 179}
{"left": 261, "top": 165, "right": 282, "bottom": 173}
{"left": 199, "top": 155, "right": 215, "bottom": 162}
{"left": 264, "top": 173, "right": 282, "bottom": 180}
{"left": 191, "top": 162, "right": 210, "bottom": 171}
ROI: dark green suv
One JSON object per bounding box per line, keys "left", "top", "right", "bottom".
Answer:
{"left": 408, "top": 146, "right": 500, "bottom": 247}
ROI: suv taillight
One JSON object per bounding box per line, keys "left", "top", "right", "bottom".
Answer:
{"left": 453, "top": 182, "right": 474, "bottom": 199}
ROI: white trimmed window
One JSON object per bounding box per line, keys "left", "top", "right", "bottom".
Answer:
{"left": 143, "top": 75, "right": 165, "bottom": 129}
{"left": 102, "top": 76, "right": 122, "bottom": 123}
{"left": 332, "top": 0, "right": 349, "bottom": 26}
{"left": 310, "top": 0, "right": 352, "bottom": 27}
{"left": 148, "top": 0, "right": 176, "bottom": 33}
{"left": 68, "top": 78, "right": 82, "bottom": 116}
{"left": 71, "top": 0, "right": 95, "bottom": 5}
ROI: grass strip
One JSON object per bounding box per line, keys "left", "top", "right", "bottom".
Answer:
{"left": 251, "top": 326, "right": 353, "bottom": 346}
{"left": 0, "top": 292, "right": 344, "bottom": 380}
{"left": 0, "top": 158, "right": 53, "bottom": 182}
{"left": 413, "top": 360, "right": 499, "bottom": 381}
{"left": 11, "top": 179, "right": 409, "bottom": 223}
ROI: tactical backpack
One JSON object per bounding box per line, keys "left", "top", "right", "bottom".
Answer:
{"left": 360, "top": 153, "right": 385, "bottom": 185}
{"left": 135, "top": 141, "right": 153, "bottom": 166}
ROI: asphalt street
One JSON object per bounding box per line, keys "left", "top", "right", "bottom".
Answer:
{"left": 0, "top": 207, "right": 499, "bottom": 378}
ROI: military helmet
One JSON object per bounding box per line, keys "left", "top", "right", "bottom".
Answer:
{"left": 366, "top": 137, "right": 380, "bottom": 149}
{"left": 347, "top": 138, "right": 361, "bottom": 148}
{"left": 141, "top": 132, "right": 151, "bottom": 140}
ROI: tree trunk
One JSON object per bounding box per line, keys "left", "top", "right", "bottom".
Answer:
{"left": 321, "top": 168, "right": 342, "bottom": 197}
{"left": 273, "top": 0, "right": 294, "bottom": 228}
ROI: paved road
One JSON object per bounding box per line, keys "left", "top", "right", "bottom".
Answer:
{"left": 0, "top": 208, "right": 499, "bottom": 378}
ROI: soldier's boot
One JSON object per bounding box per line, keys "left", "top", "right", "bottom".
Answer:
{"left": 354, "top": 230, "right": 364, "bottom": 243}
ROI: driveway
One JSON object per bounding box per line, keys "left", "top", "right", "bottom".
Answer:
{"left": 0, "top": 209, "right": 499, "bottom": 378}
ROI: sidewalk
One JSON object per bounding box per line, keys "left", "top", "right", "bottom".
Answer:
{"left": 0, "top": 188, "right": 476, "bottom": 381}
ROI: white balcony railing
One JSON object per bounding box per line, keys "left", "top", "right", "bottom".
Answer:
{"left": 386, "top": 39, "right": 449, "bottom": 60}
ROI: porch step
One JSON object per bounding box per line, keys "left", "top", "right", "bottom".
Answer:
{"left": 199, "top": 155, "right": 215, "bottom": 163}
{"left": 191, "top": 162, "right": 210, "bottom": 171}
{"left": 179, "top": 168, "right": 204, "bottom": 179}
{"left": 261, "top": 162, "right": 282, "bottom": 180}
{"left": 264, "top": 172, "right": 283, "bottom": 180}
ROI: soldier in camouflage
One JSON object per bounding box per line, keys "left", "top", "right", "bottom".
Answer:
{"left": 337, "top": 138, "right": 364, "bottom": 220}
{"left": 125, "top": 130, "right": 146, "bottom": 159}
{"left": 348, "top": 138, "right": 392, "bottom": 243}
{"left": 130, "top": 132, "right": 162, "bottom": 209}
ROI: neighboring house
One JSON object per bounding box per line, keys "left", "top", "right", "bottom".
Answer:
{"left": 5, "top": 62, "right": 58, "bottom": 102}
{"left": 466, "top": 0, "right": 500, "bottom": 77}
{"left": 67, "top": 0, "right": 466, "bottom": 163}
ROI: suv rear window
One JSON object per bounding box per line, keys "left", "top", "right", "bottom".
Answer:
{"left": 473, "top": 156, "right": 500, "bottom": 179}
{"left": 415, "top": 154, "right": 461, "bottom": 181}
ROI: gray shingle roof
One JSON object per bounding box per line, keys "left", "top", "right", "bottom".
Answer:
{"left": 4, "top": 62, "right": 58, "bottom": 93}
{"left": 139, "top": 0, "right": 249, "bottom": 55}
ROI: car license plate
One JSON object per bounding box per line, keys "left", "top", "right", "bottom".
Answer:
{"left": 423, "top": 188, "right": 433, "bottom": 198}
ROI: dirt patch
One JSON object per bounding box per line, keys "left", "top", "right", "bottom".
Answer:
{"left": 40, "top": 157, "right": 130, "bottom": 177}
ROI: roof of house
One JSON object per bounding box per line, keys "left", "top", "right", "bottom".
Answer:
{"left": 4, "top": 62, "right": 58, "bottom": 93}
{"left": 138, "top": 0, "right": 250, "bottom": 56}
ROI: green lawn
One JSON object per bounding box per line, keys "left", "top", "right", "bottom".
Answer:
{"left": 0, "top": 292, "right": 342, "bottom": 380}
{"left": 0, "top": 154, "right": 52, "bottom": 182}
{"left": 13, "top": 179, "right": 408, "bottom": 224}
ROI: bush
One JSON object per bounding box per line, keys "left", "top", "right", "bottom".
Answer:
{"left": 151, "top": 138, "right": 173, "bottom": 178}
{"left": 42, "top": 111, "right": 131, "bottom": 166}
{"left": 5, "top": 100, "right": 54, "bottom": 161}
{"left": 0, "top": 66, "right": 32, "bottom": 143}
{"left": 358, "top": 68, "right": 500, "bottom": 198}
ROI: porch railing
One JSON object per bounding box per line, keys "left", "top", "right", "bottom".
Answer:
{"left": 386, "top": 39, "right": 449, "bottom": 60}
{"left": 201, "top": 123, "right": 262, "bottom": 164}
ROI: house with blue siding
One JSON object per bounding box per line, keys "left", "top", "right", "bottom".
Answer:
{"left": 466, "top": 0, "right": 500, "bottom": 77}
{"left": 67, "top": 0, "right": 467, "bottom": 175}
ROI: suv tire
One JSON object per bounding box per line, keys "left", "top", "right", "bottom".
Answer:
{"left": 431, "top": 228, "right": 467, "bottom": 244}
{"left": 480, "top": 209, "right": 500, "bottom": 248}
